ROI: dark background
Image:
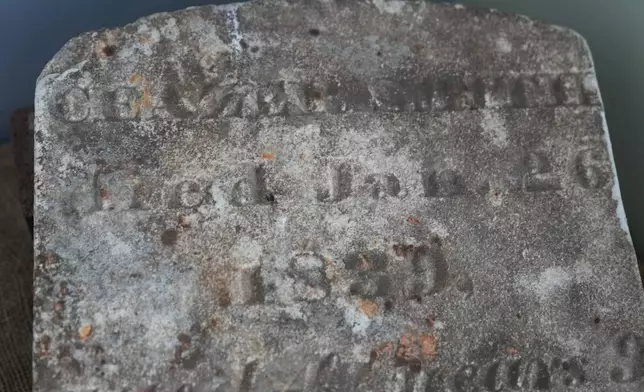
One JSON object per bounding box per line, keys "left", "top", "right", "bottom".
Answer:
{"left": 1, "top": 0, "right": 642, "bottom": 258}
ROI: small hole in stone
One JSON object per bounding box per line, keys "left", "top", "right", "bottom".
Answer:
{"left": 376, "top": 51, "right": 382, "bottom": 57}
{"left": 516, "top": 313, "right": 522, "bottom": 320}
{"left": 161, "top": 229, "right": 178, "bottom": 246}
{"left": 369, "top": 350, "right": 378, "bottom": 362}
{"left": 250, "top": 46, "right": 259, "bottom": 53}
{"left": 309, "top": 28, "right": 320, "bottom": 36}
{"left": 384, "top": 299, "right": 394, "bottom": 311}
{"left": 594, "top": 316, "right": 601, "bottom": 324}
{"left": 411, "top": 295, "right": 422, "bottom": 304}
{"left": 102, "top": 45, "right": 116, "bottom": 57}
{"left": 562, "top": 361, "right": 570, "bottom": 370}
{"left": 265, "top": 192, "right": 276, "bottom": 203}
{"left": 240, "top": 39, "right": 249, "bottom": 50}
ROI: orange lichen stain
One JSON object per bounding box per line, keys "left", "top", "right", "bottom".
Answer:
{"left": 505, "top": 346, "right": 520, "bottom": 356}
{"left": 79, "top": 324, "right": 93, "bottom": 341}
{"left": 262, "top": 152, "right": 276, "bottom": 160}
{"left": 421, "top": 334, "right": 438, "bottom": 360}
{"left": 99, "top": 188, "right": 109, "bottom": 200}
{"left": 129, "top": 73, "right": 142, "bottom": 84}
{"left": 407, "top": 216, "right": 420, "bottom": 224}
{"left": 358, "top": 299, "right": 379, "bottom": 318}
{"left": 396, "top": 332, "right": 438, "bottom": 363}
{"left": 142, "top": 86, "right": 153, "bottom": 108}
{"left": 371, "top": 342, "right": 394, "bottom": 363}
{"left": 396, "top": 334, "right": 417, "bottom": 363}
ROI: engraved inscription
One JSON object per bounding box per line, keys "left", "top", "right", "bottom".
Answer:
{"left": 230, "top": 268, "right": 264, "bottom": 306}
{"left": 79, "top": 143, "right": 613, "bottom": 217}
{"left": 554, "top": 357, "right": 586, "bottom": 387}
{"left": 554, "top": 74, "right": 582, "bottom": 106}
{"left": 52, "top": 72, "right": 601, "bottom": 123}
{"left": 484, "top": 358, "right": 550, "bottom": 390}
{"left": 203, "top": 351, "right": 601, "bottom": 391}
{"left": 346, "top": 239, "right": 450, "bottom": 303}
{"left": 454, "top": 364, "right": 479, "bottom": 392}
{"left": 512, "top": 76, "right": 557, "bottom": 107}
{"left": 258, "top": 82, "right": 289, "bottom": 116}
{"left": 422, "top": 170, "right": 465, "bottom": 197}
{"left": 288, "top": 253, "right": 330, "bottom": 301}
{"left": 96, "top": 170, "right": 142, "bottom": 211}
{"left": 391, "top": 367, "right": 436, "bottom": 392}
{"left": 402, "top": 239, "right": 448, "bottom": 299}
{"left": 451, "top": 356, "right": 586, "bottom": 391}
{"left": 346, "top": 250, "right": 392, "bottom": 299}
{"left": 317, "top": 162, "right": 353, "bottom": 202}
{"left": 522, "top": 151, "right": 562, "bottom": 192}
{"left": 176, "top": 181, "right": 204, "bottom": 208}
{"left": 314, "top": 353, "right": 349, "bottom": 391}
{"left": 56, "top": 87, "right": 90, "bottom": 122}
{"left": 212, "top": 267, "right": 264, "bottom": 308}
{"left": 108, "top": 87, "right": 140, "bottom": 120}
{"left": 365, "top": 174, "right": 402, "bottom": 199}
{"left": 574, "top": 148, "right": 609, "bottom": 190}
{"left": 231, "top": 165, "right": 273, "bottom": 206}
{"left": 483, "top": 77, "right": 513, "bottom": 108}
{"left": 239, "top": 360, "right": 259, "bottom": 392}
{"left": 522, "top": 358, "right": 551, "bottom": 389}
{"left": 610, "top": 333, "right": 644, "bottom": 383}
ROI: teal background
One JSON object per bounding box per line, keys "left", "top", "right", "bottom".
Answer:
{"left": 1, "top": 0, "right": 642, "bottom": 258}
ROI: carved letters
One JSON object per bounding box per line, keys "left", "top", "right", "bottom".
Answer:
{"left": 197, "top": 332, "right": 642, "bottom": 392}
{"left": 78, "top": 145, "right": 610, "bottom": 216}
{"left": 54, "top": 72, "right": 600, "bottom": 122}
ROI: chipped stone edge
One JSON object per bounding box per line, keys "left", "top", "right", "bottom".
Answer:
{"left": 570, "top": 28, "right": 632, "bottom": 241}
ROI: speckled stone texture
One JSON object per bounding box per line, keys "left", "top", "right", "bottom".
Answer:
{"left": 33, "top": 0, "right": 644, "bottom": 391}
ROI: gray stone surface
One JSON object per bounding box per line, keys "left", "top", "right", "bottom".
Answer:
{"left": 33, "top": 0, "right": 644, "bottom": 391}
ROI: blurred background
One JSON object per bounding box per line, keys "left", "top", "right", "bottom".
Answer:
{"left": 1, "top": 0, "right": 642, "bottom": 259}
{"left": 0, "top": 1, "right": 642, "bottom": 390}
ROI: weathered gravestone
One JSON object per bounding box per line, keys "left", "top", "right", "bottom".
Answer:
{"left": 33, "top": 0, "right": 644, "bottom": 391}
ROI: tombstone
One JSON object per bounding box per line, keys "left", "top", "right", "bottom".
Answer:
{"left": 33, "top": 1, "right": 644, "bottom": 391}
